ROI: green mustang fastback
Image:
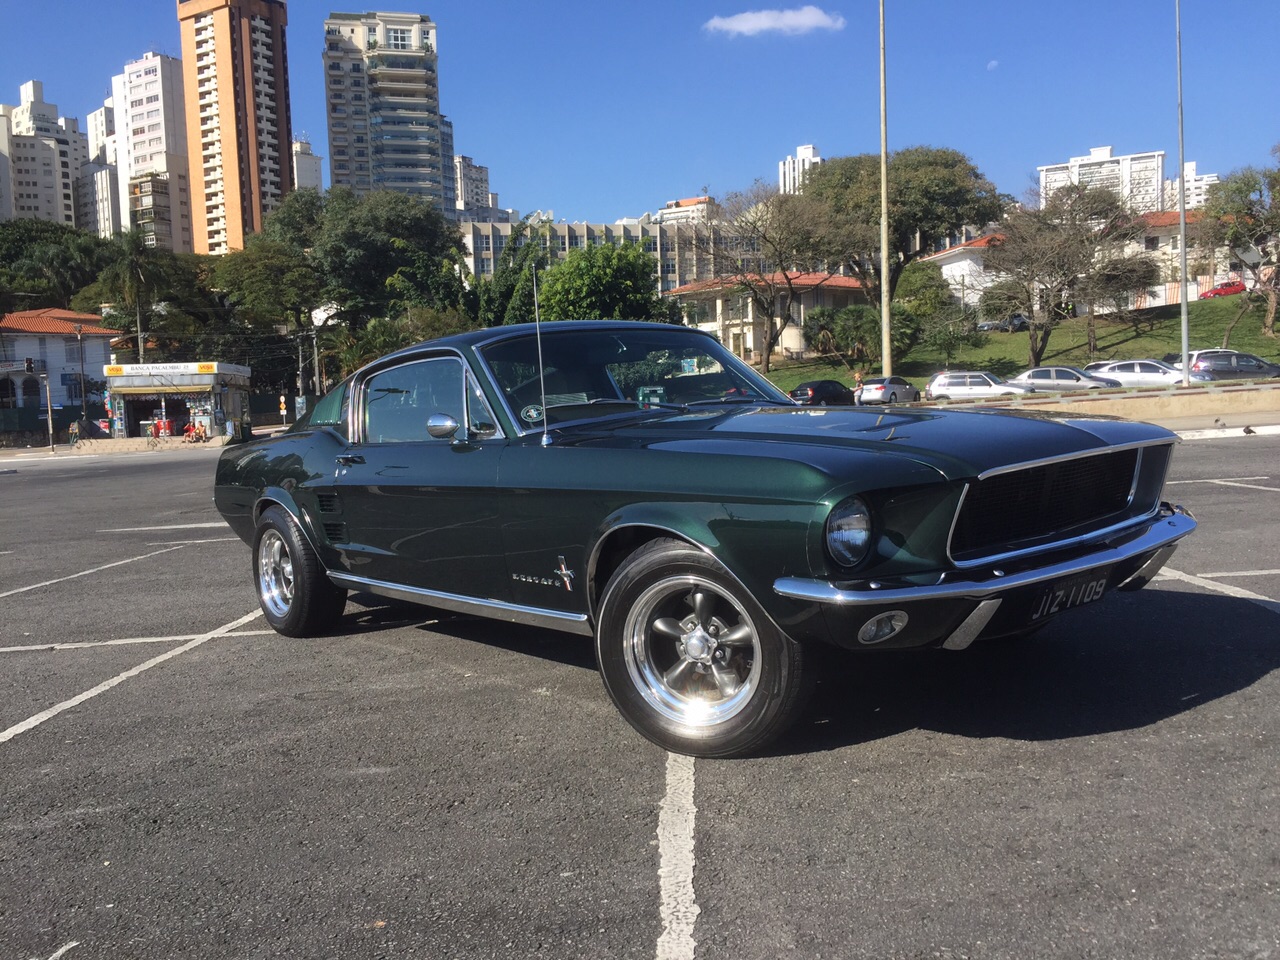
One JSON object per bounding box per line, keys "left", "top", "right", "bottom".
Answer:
{"left": 215, "top": 321, "right": 1196, "bottom": 757}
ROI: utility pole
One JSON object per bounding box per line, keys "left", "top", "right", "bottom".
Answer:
{"left": 42, "top": 373, "right": 54, "bottom": 453}
{"left": 878, "top": 0, "right": 892, "bottom": 376}
{"left": 73, "top": 323, "right": 87, "bottom": 420}
{"left": 1175, "top": 0, "right": 1191, "bottom": 385}
{"left": 312, "top": 330, "right": 322, "bottom": 394}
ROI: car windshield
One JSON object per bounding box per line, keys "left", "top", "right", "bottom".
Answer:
{"left": 478, "top": 326, "right": 793, "bottom": 431}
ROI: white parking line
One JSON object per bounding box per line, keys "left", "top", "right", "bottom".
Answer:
{"left": 1198, "top": 569, "right": 1280, "bottom": 579}
{"left": 0, "top": 610, "right": 262, "bottom": 745}
{"left": 0, "top": 546, "right": 187, "bottom": 600}
{"left": 1158, "top": 568, "right": 1280, "bottom": 617}
{"left": 100, "top": 522, "right": 226, "bottom": 532}
{"left": 0, "top": 629, "right": 274, "bottom": 654}
{"left": 1166, "top": 476, "right": 1268, "bottom": 484}
{"left": 655, "top": 752, "right": 699, "bottom": 960}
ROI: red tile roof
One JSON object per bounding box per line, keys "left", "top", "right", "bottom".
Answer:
{"left": 1140, "top": 210, "right": 1204, "bottom": 229}
{"left": 665, "top": 272, "right": 864, "bottom": 296}
{"left": 920, "top": 234, "right": 1004, "bottom": 260}
{"left": 0, "top": 308, "right": 120, "bottom": 336}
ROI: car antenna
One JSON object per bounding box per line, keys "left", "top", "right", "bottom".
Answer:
{"left": 532, "top": 261, "right": 551, "bottom": 446}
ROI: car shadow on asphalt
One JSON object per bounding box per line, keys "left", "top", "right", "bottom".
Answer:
{"left": 786, "top": 589, "right": 1280, "bottom": 755}
{"left": 344, "top": 592, "right": 598, "bottom": 671}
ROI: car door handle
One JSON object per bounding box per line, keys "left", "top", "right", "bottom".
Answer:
{"left": 335, "top": 454, "right": 365, "bottom": 466}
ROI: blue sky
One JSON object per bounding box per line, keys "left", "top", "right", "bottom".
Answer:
{"left": 1, "top": 1, "right": 1273, "bottom": 223}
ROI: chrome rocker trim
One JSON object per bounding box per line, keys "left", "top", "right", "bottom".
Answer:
{"left": 774, "top": 505, "right": 1195, "bottom": 607}
{"left": 327, "top": 572, "right": 594, "bottom": 637}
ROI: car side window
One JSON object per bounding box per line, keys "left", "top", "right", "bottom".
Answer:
{"left": 310, "top": 378, "right": 351, "bottom": 438}
{"left": 363, "top": 357, "right": 465, "bottom": 443}
{"left": 1029, "top": 369, "right": 1051, "bottom": 381}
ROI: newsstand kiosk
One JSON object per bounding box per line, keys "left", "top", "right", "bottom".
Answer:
{"left": 102, "top": 362, "right": 252, "bottom": 439}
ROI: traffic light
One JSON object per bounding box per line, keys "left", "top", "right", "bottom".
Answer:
{"left": 24, "top": 358, "right": 33, "bottom": 373}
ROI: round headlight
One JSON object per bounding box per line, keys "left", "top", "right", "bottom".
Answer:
{"left": 826, "top": 497, "right": 873, "bottom": 567}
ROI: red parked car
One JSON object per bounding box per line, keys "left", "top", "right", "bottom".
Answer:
{"left": 1199, "top": 280, "right": 1247, "bottom": 299}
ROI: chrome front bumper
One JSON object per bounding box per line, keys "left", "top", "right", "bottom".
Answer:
{"left": 774, "top": 505, "right": 1195, "bottom": 609}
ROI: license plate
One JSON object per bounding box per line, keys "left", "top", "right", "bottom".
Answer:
{"left": 1029, "top": 569, "right": 1111, "bottom": 622}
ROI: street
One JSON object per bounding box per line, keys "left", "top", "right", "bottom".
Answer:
{"left": 1, "top": 437, "right": 1277, "bottom": 960}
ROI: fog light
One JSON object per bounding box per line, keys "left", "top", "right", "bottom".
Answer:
{"left": 858, "top": 610, "right": 909, "bottom": 645}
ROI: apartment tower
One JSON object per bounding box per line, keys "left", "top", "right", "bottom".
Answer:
{"left": 177, "top": 0, "right": 293, "bottom": 255}
{"left": 322, "top": 11, "right": 455, "bottom": 215}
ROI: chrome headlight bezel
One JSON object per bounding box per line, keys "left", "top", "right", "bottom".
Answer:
{"left": 825, "top": 496, "right": 874, "bottom": 568}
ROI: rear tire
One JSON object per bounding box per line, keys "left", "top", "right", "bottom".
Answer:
{"left": 596, "top": 539, "right": 811, "bottom": 758}
{"left": 252, "top": 505, "right": 347, "bottom": 637}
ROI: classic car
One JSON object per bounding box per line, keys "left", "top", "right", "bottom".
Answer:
{"left": 215, "top": 321, "right": 1196, "bottom": 758}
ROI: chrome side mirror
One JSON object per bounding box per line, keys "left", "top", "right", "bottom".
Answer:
{"left": 427, "top": 413, "right": 461, "bottom": 439}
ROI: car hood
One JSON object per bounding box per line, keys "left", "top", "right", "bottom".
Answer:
{"left": 556, "top": 403, "right": 1175, "bottom": 482}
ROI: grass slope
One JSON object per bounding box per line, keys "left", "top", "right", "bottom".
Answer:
{"left": 764, "top": 295, "right": 1277, "bottom": 394}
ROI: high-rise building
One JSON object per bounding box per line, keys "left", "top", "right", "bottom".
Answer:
{"left": 1038, "top": 145, "right": 1166, "bottom": 213}
{"left": 111, "top": 52, "right": 193, "bottom": 252}
{"left": 1164, "top": 161, "right": 1220, "bottom": 211}
{"left": 322, "top": 11, "right": 456, "bottom": 215}
{"left": 178, "top": 0, "right": 293, "bottom": 255}
{"left": 292, "top": 139, "right": 323, "bottom": 191}
{"left": 779, "top": 144, "right": 823, "bottom": 195}
{"left": 0, "top": 81, "right": 89, "bottom": 227}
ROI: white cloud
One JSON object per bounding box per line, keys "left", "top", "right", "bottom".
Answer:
{"left": 704, "top": 5, "right": 847, "bottom": 37}
{"left": 987, "top": 60, "right": 1000, "bottom": 71}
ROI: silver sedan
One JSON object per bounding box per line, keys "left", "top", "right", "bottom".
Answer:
{"left": 1009, "top": 366, "right": 1122, "bottom": 391}
{"left": 1084, "top": 359, "right": 1213, "bottom": 387}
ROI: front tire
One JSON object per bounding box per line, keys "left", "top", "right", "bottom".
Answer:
{"left": 252, "top": 505, "right": 347, "bottom": 637}
{"left": 596, "top": 539, "right": 811, "bottom": 758}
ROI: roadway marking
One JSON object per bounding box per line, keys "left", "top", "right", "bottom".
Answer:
{"left": 655, "top": 752, "right": 699, "bottom": 960}
{"left": 0, "top": 546, "right": 187, "bottom": 600}
{"left": 1198, "top": 569, "right": 1280, "bottom": 579}
{"left": 1165, "top": 476, "right": 1279, "bottom": 492}
{"left": 1166, "top": 476, "right": 1268, "bottom": 484}
{"left": 145, "top": 538, "right": 239, "bottom": 546}
{"left": 0, "top": 630, "right": 274, "bottom": 654}
{"left": 0, "top": 610, "right": 262, "bottom": 745}
{"left": 100, "top": 522, "right": 226, "bottom": 532}
{"left": 1158, "top": 568, "right": 1280, "bottom": 617}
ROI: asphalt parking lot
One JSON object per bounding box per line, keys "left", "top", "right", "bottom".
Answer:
{"left": 1, "top": 434, "right": 1278, "bottom": 960}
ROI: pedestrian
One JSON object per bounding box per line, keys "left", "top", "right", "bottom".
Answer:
{"left": 853, "top": 370, "right": 864, "bottom": 405}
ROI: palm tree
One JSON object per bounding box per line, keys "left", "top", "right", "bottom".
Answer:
{"left": 96, "top": 230, "right": 165, "bottom": 361}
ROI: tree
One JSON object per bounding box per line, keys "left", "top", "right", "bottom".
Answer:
{"left": 693, "top": 181, "right": 831, "bottom": 373}
{"left": 215, "top": 236, "right": 325, "bottom": 332}
{"left": 1200, "top": 144, "right": 1280, "bottom": 338}
{"left": 537, "top": 240, "right": 674, "bottom": 322}
{"left": 981, "top": 185, "right": 1149, "bottom": 367}
{"left": 1, "top": 221, "right": 108, "bottom": 310}
{"left": 804, "top": 147, "right": 1004, "bottom": 305}
{"left": 477, "top": 219, "right": 550, "bottom": 327}
{"left": 95, "top": 230, "right": 172, "bottom": 361}
{"left": 310, "top": 188, "right": 467, "bottom": 328}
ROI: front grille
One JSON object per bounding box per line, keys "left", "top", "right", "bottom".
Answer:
{"left": 951, "top": 449, "right": 1140, "bottom": 562}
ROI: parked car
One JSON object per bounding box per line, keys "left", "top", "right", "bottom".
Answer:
{"left": 858, "top": 376, "right": 921, "bottom": 404}
{"left": 1009, "top": 366, "right": 1122, "bottom": 391}
{"left": 1199, "top": 280, "right": 1247, "bottom": 299}
{"left": 1162, "top": 349, "right": 1239, "bottom": 370}
{"left": 925, "top": 371, "right": 1036, "bottom": 401}
{"left": 976, "top": 314, "right": 1030, "bottom": 333}
{"left": 214, "top": 321, "right": 1195, "bottom": 758}
{"left": 1083, "top": 359, "right": 1212, "bottom": 387}
{"left": 789, "top": 379, "right": 856, "bottom": 405}
{"left": 1192, "top": 352, "right": 1280, "bottom": 380}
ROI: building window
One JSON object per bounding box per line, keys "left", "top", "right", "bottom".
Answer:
{"left": 386, "top": 27, "right": 411, "bottom": 49}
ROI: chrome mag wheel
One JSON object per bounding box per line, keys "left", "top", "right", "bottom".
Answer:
{"left": 621, "top": 574, "right": 762, "bottom": 729}
{"left": 257, "top": 527, "right": 295, "bottom": 619}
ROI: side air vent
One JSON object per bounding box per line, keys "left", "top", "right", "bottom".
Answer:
{"left": 322, "top": 522, "right": 347, "bottom": 542}
{"left": 316, "top": 493, "right": 341, "bottom": 514}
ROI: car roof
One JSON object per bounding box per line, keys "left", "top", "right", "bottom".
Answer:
{"left": 382, "top": 320, "right": 717, "bottom": 361}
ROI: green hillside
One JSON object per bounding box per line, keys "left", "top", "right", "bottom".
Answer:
{"left": 764, "top": 295, "right": 1278, "bottom": 394}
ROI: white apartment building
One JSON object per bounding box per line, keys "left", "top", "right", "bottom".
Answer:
{"left": 779, "top": 144, "right": 823, "bottom": 195}
{"left": 1164, "top": 160, "right": 1220, "bottom": 210}
{"left": 292, "top": 139, "right": 324, "bottom": 191}
{"left": 110, "top": 52, "right": 192, "bottom": 252}
{"left": 1038, "top": 145, "right": 1166, "bottom": 212}
{"left": 322, "top": 11, "right": 456, "bottom": 215}
{"left": 459, "top": 217, "right": 715, "bottom": 293}
{"left": 0, "top": 80, "right": 89, "bottom": 227}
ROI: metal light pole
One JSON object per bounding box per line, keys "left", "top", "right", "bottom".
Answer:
{"left": 879, "top": 0, "right": 892, "bottom": 376}
{"left": 1175, "top": 0, "right": 1190, "bottom": 384}
{"left": 73, "top": 323, "right": 87, "bottom": 419}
